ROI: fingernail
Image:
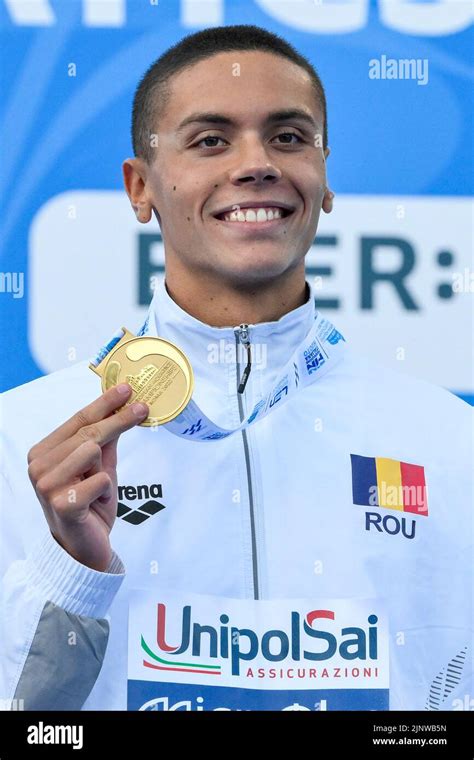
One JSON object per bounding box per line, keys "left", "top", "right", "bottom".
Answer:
{"left": 117, "top": 383, "right": 131, "bottom": 395}
{"left": 131, "top": 402, "right": 148, "bottom": 416}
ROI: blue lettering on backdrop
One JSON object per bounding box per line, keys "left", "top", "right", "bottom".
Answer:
{"left": 0, "top": 1, "right": 472, "bottom": 403}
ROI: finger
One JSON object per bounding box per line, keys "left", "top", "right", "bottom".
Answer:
{"left": 27, "top": 383, "right": 133, "bottom": 464}
{"left": 96, "top": 438, "right": 118, "bottom": 504}
{"left": 100, "top": 437, "right": 118, "bottom": 480}
{"left": 33, "top": 440, "right": 102, "bottom": 496}
{"left": 28, "top": 398, "right": 148, "bottom": 482}
{"left": 50, "top": 472, "right": 113, "bottom": 521}
{"left": 72, "top": 399, "right": 149, "bottom": 449}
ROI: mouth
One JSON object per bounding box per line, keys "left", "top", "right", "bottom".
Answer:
{"left": 212, "top": 205, "right": 296, "bottom": 227}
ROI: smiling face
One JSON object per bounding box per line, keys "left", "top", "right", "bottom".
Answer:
{"left": 125, "top": 50, "right": 330, "bottom": 287}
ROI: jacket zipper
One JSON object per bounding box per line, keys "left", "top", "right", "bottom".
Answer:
{"left": 234, "top": 324, "right": 260, "bottom": 600}
{"left": 237, "top": 324, "right": 252, "bottom": 394}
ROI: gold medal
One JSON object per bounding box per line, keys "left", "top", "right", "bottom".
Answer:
{"left": 89, "top": 328, "right": 194, "bottom": 426}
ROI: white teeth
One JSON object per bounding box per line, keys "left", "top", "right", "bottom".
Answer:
{"left": 222, "top": 207, "right": 286, "bottom": 223}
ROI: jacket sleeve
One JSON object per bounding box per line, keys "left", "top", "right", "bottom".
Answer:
{"left": 0, "top": 524, "right": 125, "bottom": 711}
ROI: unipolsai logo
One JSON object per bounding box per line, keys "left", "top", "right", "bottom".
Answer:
{"left": 140, "top": 604, "right": 381, "bottom": 678}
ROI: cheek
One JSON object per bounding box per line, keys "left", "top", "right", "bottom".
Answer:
{"left": 291, "top": 164, "right": 326, "bottom": 206}
{"left": 160, "top": 177, "right": 208, "bottom": 213}
{"left": 157, "top": 185, "right": 192, "bottom": 221}
{"left": 307, "top": 165, "right": 327, "bottom": 193}
{"left": 159, "top": 188, "right": 210, "bottom": 237}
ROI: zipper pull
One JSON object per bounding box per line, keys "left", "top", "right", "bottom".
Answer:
{"left": 235, "top": 324, "right": 252, "bottom": 394}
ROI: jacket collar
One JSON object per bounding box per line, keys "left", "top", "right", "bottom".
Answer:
{"left": 146, "top": 279, "right": 319, "bottom": 376}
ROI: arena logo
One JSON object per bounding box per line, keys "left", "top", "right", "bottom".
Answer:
{"left": 4, "top": 0, "right": 473, "bottom": 35}
{"left": 117, "top": 483, "right": 166, "bottom": 525}
{"left": 141, "top": 604, "right": 379, "bottom": 676}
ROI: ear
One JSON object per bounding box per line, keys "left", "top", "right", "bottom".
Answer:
{"left": 322, "top": 187, "right": 334, "bottom": 214}
{"left": 122, "top": 158, "right": 154, "bottom": 223}
{"left": 321, "top": 146, "right": 333, "bottom": 213}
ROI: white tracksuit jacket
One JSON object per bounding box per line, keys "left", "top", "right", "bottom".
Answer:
{"left": 1, "top": 281, "right": 472, "bottom": 711}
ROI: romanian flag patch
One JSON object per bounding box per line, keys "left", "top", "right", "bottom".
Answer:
{"left": 350, "top": 454, "right": 428, "bottom": 516}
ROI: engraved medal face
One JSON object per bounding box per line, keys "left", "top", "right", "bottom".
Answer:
{"left": 101, "top": 337, "right": 194, "bottom": 426}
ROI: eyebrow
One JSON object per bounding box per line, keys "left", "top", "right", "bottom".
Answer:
{"left": 176, "top": 108, "right": 319, "bottom": 133}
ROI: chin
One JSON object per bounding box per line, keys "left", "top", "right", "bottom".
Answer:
{"left": 221, "top": 258, "right": 296, "bottom": 286}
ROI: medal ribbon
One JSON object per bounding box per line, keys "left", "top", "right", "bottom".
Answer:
{"left": 90, "top": 303, "right": 347, "bottom": 442}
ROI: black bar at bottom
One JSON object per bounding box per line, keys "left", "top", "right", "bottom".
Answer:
{"left": 0, "top": 710, "right": 473, "bottom": 757}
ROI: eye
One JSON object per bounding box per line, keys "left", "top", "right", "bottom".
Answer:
{"left": 195, "top": 135, "right": 227, "bottom": 149}
{"left": 272, "top": 132, "right": 303, "bottom": 145}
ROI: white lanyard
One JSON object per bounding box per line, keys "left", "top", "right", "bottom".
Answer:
{"left": 90, "top": 300, "right": 347, "bottom": 442}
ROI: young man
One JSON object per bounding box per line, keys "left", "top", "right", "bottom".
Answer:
{"left": 1, "top": 26, "right": 472, "bottom": 712}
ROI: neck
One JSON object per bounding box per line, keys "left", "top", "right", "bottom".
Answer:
{"left": 164, "top": 263, "right": 308, "bottom": 327}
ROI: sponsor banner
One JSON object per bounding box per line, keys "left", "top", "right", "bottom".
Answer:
{"left": 128, "top": 590, "right": 389, "bottom": 711}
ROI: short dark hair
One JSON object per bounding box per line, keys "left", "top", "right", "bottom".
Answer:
{"left": 131, "top": 24, "right": 328, "bottom": 164}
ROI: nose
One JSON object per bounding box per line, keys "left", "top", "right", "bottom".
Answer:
{"left": 229, "top": 137, "right": 282, "bottom": 186}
